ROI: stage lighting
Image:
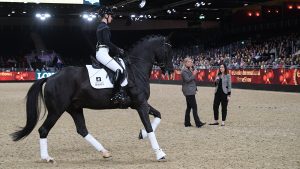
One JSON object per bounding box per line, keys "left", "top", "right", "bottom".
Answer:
{"left": 139, "top": 0, "right": 146, "bottom": 8}
{"left": 81, "top": 13, "right": 96, "bottom": 22}
{"left": 35, "top": 13, "right": 51, "bottom": 21}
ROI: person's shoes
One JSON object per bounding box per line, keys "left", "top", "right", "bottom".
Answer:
{"left": 196, "top": 122, "right": 206, "bottom": 128}
{"left": 209, "top": 122, "right": 219, "bottom": 125}
{"left": 185, "top": 124, "right": 193, "bottom": 127}
{"left": 221, "top": 124, "right": 225, "bottom": 126}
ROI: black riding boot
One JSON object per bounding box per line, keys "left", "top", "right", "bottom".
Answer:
{"left": 111, "top": 69, "right": 130, "bottom": 107}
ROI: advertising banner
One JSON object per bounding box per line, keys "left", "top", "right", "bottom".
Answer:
{"left": 150, "top": 68, "right": 300, "bottom": 86}
{"left": 1, "top": 68, "right": 299, "bottom": 86}
{"left": 0, "top": 71, "right": 35, "bottom": 81}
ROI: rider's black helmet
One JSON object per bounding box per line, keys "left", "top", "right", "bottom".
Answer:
{"left": 98, "top": 6, "right": 114, "bottom": 17}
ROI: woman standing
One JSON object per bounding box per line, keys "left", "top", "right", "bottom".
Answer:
{"left": 209, "top": 64, "right": 232, "bottom": 126}
{"left": 181, "top": 57, "right": 206, "bottom": 128}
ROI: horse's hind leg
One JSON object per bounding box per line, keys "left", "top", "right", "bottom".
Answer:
{"left": 139, "top": 105, "right": 161, "bottom": 140}
{"left": 67, "top": 107, "right": 111, "bottom": 158}
{"left": 38, "top": 111, "right": 64, "bottom": 162}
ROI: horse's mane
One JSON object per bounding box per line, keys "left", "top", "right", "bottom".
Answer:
{"left": 128, "top": 35, "right": 165, "bottom": 54}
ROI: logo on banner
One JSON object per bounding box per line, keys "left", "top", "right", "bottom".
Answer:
{"left": 36, "top": 72, "right": 56, "bottom": 80}
{"left": 294, "top": 69, "right": 300, "bottom": 85}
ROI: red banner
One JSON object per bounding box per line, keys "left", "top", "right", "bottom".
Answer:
{"left": 0, "top": 71, "right": 35, "bottom": 81}
{"left": 150, "top": 68, "right": 300, "bottom": 86}
{"left": 1, "top": 69, "right": 299, "bottom": 85}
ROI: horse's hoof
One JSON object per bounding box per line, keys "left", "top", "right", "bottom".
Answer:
{"left": 155, "top": 149, "right": 166, "bottom": 161}
{"left": 102, "top": 151, "right": 112, "bottom": 158}
{"left": 41, "top": 157, "right": 56, "bottom": 164}
{"left": 158, "top": 156, "right": 166, "bottom": 162}
{"left": 138, "top": 129, "right": 143, "bottom": 140}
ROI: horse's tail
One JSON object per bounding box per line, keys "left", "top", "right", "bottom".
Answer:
{"left": 11, "top": 78, "right": 48, "bottom": 141}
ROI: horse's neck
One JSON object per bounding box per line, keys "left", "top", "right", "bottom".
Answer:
{"left": 128, "top": 61, "right": 152, "bottom": 79}
{"left": 128, "top": 47, "right": 154, "bottom": 75}
{"left": 127, "top": 38, "right": 161, "bottom": 85}
{"left": 126, "top": 55, "right": 153, "bottom": 92}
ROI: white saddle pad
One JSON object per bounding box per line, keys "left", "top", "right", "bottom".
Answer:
{"left": 86, "top": 60, "right": 128, "bottom": 89}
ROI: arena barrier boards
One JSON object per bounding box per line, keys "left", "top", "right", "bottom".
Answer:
{"left": 1, "top": 69, "right": 299, "bottom": 92}
{"left": 0, "top": 71, "right": 55, "bottom": 81}
{"left": 151, "top": 68, "right": 300, "bottom": 86}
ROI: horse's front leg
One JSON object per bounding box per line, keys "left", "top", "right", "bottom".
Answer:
{"left": 137, "top": 102, "right": 166, "bottom": 161}
{"left": 139, "top": 105, "right": 161, "bottom": 140}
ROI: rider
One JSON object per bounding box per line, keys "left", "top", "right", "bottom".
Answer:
{"left": 96, "top": 6, "right": 128, "bottom": 105}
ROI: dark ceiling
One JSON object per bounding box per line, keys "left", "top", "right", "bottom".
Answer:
{"left": 104, "top": 0, "right": 269, "bottom": 20}
{"left": 0, "top": 0, "right": 296, "bottom": 22}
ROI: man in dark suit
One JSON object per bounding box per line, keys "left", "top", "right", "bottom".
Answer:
{"left": 181, "top": 57, "right": 206, "bottom": 128}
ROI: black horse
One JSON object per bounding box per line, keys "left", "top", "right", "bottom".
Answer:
{"left": 11, "top": 35, "right": 173, "bottom": 162}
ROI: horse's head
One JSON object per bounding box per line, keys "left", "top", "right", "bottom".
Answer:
{"left": 153, "top": 37, "right": 174, "bottom": 74}
{"left": 128, "top": 35, "right": 174, "bottom": 75}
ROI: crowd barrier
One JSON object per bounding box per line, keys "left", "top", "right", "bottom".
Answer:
{"left": 151, "top": 68, "right": 300, "bottom": 86}
{"left": 1, "top": 68, "right": 300, "bottom": 87}
{"left": 0, "top": 71, "right": 55, "bottom": 81}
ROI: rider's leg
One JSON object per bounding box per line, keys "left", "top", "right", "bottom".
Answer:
{"left": 96, "top": 48, "right": 128, "bottom": 104}
{"left": 96, "top": 48, "right": 123, "bottom": 73}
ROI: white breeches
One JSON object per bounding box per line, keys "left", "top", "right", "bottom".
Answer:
{"left": 96, "top": 48, "right": 123, "bottom": 73}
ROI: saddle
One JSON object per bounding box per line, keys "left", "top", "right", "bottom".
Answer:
{"left": 90, "top": 56, "right": 126, "bottom": 85}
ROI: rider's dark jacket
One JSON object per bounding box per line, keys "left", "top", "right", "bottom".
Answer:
{"left": 96, "top": 22, "right": 120, "bottom": 55}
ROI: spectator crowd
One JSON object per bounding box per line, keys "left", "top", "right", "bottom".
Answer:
{"left": 1, "top": 33, "right": 300, "bottom": 72}
{"left": 172, "top": 33, "right": 300, "bottom": 70}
